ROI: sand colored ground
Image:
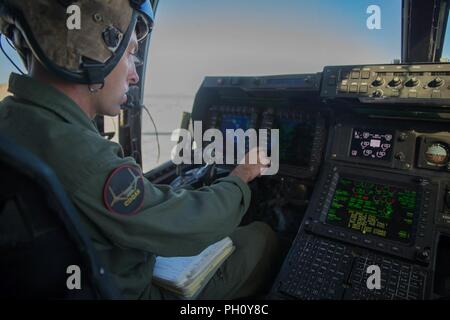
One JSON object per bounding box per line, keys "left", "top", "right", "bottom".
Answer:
{"left": 0, "top": 83, "right": 9, "bottom": 99}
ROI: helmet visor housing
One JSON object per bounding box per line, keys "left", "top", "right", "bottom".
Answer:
{"left": 130, "top": 0, "right": 154, "bottom": 41}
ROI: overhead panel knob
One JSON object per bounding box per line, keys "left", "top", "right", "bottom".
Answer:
{"left": 372, "top": 76, "right": 385, "bottom": 87}
{"left": 372, "top": 89, "right": 384, "bottom": 97}
{"left": 428, "top": 77, "right": 444, "bottom": 88}
{"left": 405, "top": 77, "right": 420, "bottom": 87}
{"left": 388, "top": 76, "right": 402, "bottom": 87}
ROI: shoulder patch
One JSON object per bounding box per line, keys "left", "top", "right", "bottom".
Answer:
{"left": 103, "top": 165, "right": 145, "bottom": 215}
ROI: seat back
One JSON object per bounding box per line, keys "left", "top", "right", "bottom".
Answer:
{"left": 0, "top": 135, "right": 120, "bottom": 299}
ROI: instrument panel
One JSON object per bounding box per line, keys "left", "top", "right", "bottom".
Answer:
{"left": 192, "top": 73, "right": 328, "bottom": 178}
{"left": 206, "top": 105, "right": 327, "bottom": 178}
{"left": 190, "top": 69, "right": 450, "bottom": 300}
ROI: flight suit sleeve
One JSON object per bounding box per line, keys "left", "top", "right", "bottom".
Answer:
{"left": 71, "top": 157, "right": 252, "bottom": 257}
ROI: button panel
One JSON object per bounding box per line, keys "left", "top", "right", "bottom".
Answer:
{"left": 276, "top": 234, "right": 427, "bottom": 300}
{"left": 321, "top": 63, "right": 450, "bottom": 103}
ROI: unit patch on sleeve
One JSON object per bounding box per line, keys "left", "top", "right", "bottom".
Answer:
{"left": 103, "top": 165, "right": 145, "bottom": 215}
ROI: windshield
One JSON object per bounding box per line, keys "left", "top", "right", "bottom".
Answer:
{"left": 141, "top": 0, "right": 402, "bottom": 171}
{"left": 441, "top": 8, "right": 450, "bottom": 62}
{"left": 0, "top": 1, "right": 402, "bottom": 172}
{"left": 0, "top": 36, "right": 25, "bottom": 95}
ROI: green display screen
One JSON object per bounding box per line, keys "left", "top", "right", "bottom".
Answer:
{"left": 326, "top": 177, "right": 418, "bottom": 243}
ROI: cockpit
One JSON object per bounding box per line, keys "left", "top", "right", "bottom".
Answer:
{"left": 1, "top": 0, "right": 450, "bottom": 301}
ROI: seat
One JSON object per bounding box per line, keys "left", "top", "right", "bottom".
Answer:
{"left": 0, "top": 134, "right": 120, "bottom": 299}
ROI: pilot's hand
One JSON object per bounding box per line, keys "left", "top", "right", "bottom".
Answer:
{"left": 229, "top": 148, "right": 270, "bottom": 183}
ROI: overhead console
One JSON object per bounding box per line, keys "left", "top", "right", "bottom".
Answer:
{"left": 321, "top": 63, "right": 450, "bottom": 106}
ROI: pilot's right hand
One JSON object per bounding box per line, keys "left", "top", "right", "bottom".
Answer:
{"left": 229, "top": 148, "right": 269, "bottom": 183}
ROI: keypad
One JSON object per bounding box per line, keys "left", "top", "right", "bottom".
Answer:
{"left": 278, "top": 235, "right": 426, "bottom": 300}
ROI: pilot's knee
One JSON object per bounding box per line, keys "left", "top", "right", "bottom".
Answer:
{"left": 253, "top": 221, "right": 279, "bottom": 244}
{"left": 229, "top": 221, "right": 281, "bottom": 266}
{"left": 244, "top": 221, "right": 280, "bottom": 258}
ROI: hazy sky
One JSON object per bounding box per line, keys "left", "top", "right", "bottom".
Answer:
{"left": 443, "top": 14, "right": 450, "bottom": 59}
{"left": 144, "top": 0, "right": 403, "bottom": 96}
{"left": 0, "top": 35, "right": 24, "bottom": 84}
{"left": 1, "top": 0, "right": 404, "bottom": 92}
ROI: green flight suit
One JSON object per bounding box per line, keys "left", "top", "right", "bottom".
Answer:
{"left": 0, "top": 73, "right": 280, "bottom": 299}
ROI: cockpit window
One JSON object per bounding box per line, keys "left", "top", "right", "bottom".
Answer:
{"left": 441, "top": 9, "right": 450, "bottom": 62}
{"left": 0, "top": 37, "right": 25, "bottom": 93}
{"left": 0, "top": 2, "right": 402, "bottom": 172}
{"left": 141, "top": 0, "right": 402, "bottom": 171}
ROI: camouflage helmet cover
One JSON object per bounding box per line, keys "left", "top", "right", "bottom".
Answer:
{"left": 0, "top": 0, "right": 154, "bottom": 84}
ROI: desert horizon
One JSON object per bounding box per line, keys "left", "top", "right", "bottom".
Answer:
{"left": 0, "top": 83, "right": 8, "bottom": 99}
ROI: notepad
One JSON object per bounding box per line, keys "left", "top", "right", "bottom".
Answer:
{"left": 152, "top": 237, "right": 235, "bottom": 299}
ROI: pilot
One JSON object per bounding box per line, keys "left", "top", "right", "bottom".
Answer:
{"left": 0, "top": 0, "right": 281, "bottom": 299}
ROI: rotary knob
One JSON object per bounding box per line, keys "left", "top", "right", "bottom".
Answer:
{"left": 405, "top": 77, "right": 420, "bottom": 87}
{"left": 428, "top": 77, "right": 444, "bottom": 88}
{"left": 395, "top": 152, "right": 406, "bottom": 161}
{"left": 398, "top": 132, "right": 408, "bottom": 141}
{"left": 388, "top": 77, "right": 402, "bottom": 87}
{"left": 416, "top": 247, "right": 431, "bottom": 262}
{"left": 303, "top": 218, "right": 313, "bottom": 233}
{"left": 372, "top": 89, "right": 384, "bottom": 98}
{"left": 372, "top": 76, "right": 385, "bottom": 87}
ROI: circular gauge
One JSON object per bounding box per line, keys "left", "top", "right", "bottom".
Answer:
{"left": 425, "top": 143, "right": 449, "bottom": 166}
